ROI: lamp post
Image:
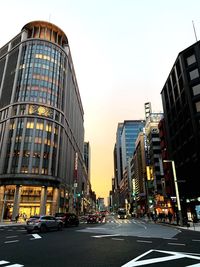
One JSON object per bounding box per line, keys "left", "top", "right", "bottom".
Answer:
{"left": 163, "top": 160, "right": 183, "bottom": 226}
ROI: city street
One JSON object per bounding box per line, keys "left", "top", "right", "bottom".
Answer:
{"left": 0, "top": 215, "right": 200, "bottom": 266}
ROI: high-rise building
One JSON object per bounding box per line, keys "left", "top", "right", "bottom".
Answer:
{"left": 132, "top": 132, "right": 147, "bottom": 215}
{"left": 114, "top": 123, "right": 123, "bottom": 187}
{"left": 84, "top": 142, "right": 91, "bottom": 182}
{"left": 113, "top": 120, "right": 145, "bottom": 209}
{"left": 121, "top": 120, "right": 145, "bottom": 173}
{"left": 161, "top": 41, "right": 200, "bottom": 218}
{"left": 0, "top": 21, "right": 85, "bottom": 220}
{"left": 145, "top": 112, "right": 165, "bottom": 214}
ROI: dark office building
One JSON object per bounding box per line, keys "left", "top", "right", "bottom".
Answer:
{"left": 161, "top": 41, "right": 200, "bottom": 218}
{"left": 0, "top": 21, "right": 85, "bottom": 220}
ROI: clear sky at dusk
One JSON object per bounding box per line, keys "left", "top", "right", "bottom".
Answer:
{"left": 0, "top": 0, "right": 200, "bottom": 201}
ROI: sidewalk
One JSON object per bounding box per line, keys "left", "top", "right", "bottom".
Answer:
{"left": 157, "top": 220, "right": 200, "bottom": 232}
{"left": 141, "top": 217, "right": 200, "bottom": 232}
{"left": 178, "top": 221, "right": 200, "bottom": 232}
{"left": 0, "top": 219, "right": 26, "bottom": 227}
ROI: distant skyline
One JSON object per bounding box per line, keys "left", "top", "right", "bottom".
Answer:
{"left": 1, "top": 0, "right": 200, "bottom": 200}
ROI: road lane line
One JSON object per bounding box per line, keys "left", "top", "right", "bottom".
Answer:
{"left": 168, "top": 242, "right": 186, "bottom": 246}
{"left": 163, "top": 238, "right": 178, "bottom": 240}
{"left": 6, "top": 264, "right": 24, "bottom": 267}
{"left": 112, "top": 238, "right": 124, "bottom": 241}
{"left": 137, "top": 240, "right": 152, "bottom": 243}
{"left": 4, "top": 240, "right": 19, "bottom": 244}
{"left": 6, "top": 235, "right": 18, "bottom": 238}
{"left": 192, "top": 239, "right": 200, "bottom": 242}
{"left": 92, "top": 234, "right": 120, "bottom": 238}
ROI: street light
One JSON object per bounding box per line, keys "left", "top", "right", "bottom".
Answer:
{"left": 163, "top": 160, "right": 183, "bottom": 226}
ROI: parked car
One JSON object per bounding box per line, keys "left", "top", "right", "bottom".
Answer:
{"left": 87, "top": 214, "right": 99, "bottom": 224}
{"left": 55, "top": 212, "right": 79, "bottom": 227}
{"left": 25, "top": 215, "right": 63, "bottom": 233}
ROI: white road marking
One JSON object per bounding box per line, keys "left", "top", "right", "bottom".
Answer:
{"left": 30, "top": 234, "right": 42, "bottom": 240}
{"left": 112, "top": 238, "right": 124, "bottom": 241}
{"left": 168, "top": 242, "right": 186, "bottom": 246}
{"left": 92, "top": 234, "right": 120, "bottom": 238}
{"left": 0, "top": 260, "right": 9, "bottom": 265}
{"left": 137, "top": 240, "right": 152, "bottom": 243}
{"left": 86, "top": 227, "right": 107, "bottom": 230}
{"left": 138, "top": 238, "right": 152, "bottom": 240}
{"left": 4, "top": 240, "right": 19, "bottom": 244}
{"left": 0, "top": 261, "right": 23, "bottom": 267}
{"left": 6, "top": 264, "right": 24, "bottom": 267}
{"left": 163, "top": 237, "right": 178, "bottom": 240}
{"left": 192, "top": 239, "right": 200, "bottom": 242}
{"left": 186, "top": 263, "right": 200, "bottom": 266}
{"left": 121, "top": 249, "right": 200, "bottom": 267}
{"left": 131, "top": 220, "right": 147, "bottom": 229}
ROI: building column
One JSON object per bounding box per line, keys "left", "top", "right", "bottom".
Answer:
{"left": 0, "top": 186, "right": 5, "bottom": 221}
{"left": 51, "top": 188, "right": 60, "bottom": 216}
{"left": 40, "top": 186, "right": 47, "bottom": 215}
{"left": 11, "top": 185, "right": 21, "bottom": 221}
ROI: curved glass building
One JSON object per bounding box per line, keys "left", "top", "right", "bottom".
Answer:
{"left": 0, "top": 21, "right": 85, "bottom": 220}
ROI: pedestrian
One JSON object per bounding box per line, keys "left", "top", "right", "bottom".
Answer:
{"left": 168, "top": 212, "right": 173, "bottom": 224}
{"left": 15, "top": 214, "right": 19, "bottom": 223}
{"left": 23, "top": 213, "right": 27, "bottom": 222}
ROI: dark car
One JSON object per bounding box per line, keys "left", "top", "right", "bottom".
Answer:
{"left": 55, "top": 212, "right": 79, "bottom": 227}
{"left": 117, "top": 208, "right": 127, "bottom": 219}
{"left": 87, "top": 214, "right": 99, "bottom": 224}
{"left": 25, "top": 215, "right": 63, "bottom": 233}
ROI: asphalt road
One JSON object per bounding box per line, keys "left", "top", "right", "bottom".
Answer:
{"left": 0, "top": 216, "right": 200, "bottom": 267}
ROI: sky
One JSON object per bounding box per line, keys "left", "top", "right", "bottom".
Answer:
{"left": 0, "top": 0, "right": 200, "bottom": 201}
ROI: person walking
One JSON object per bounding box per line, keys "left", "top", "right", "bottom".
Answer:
{"left": 15, "top": 214, "right": 19, "bottom": 223}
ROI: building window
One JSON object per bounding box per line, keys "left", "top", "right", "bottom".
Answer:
{"left": 189, "top": 69, "right": 199, "bottom": 80}
{"left": 187, "top": 54, "right": 196, "bottom": 66}
{"left": 195, "top": 101, "right": 200, "bottom": 112}
{"left": 192, "top": 84, "right": 200, "bottom": 96}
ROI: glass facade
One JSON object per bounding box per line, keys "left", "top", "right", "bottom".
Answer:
{"left": 121, "top": 121, "right": 145, "bottom": 172}
{"left": 0, "top": 21, "right": 85, "bottom": 219}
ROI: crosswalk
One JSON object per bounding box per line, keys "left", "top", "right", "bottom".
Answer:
{"left": 80, "top": 219, "right": 132, "bottom": 224}
{"left": 106, "top": 219, "right": 132, "bottom": 224}
{"left": 0, "top": 260, "right": 23, "bottom": 266}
